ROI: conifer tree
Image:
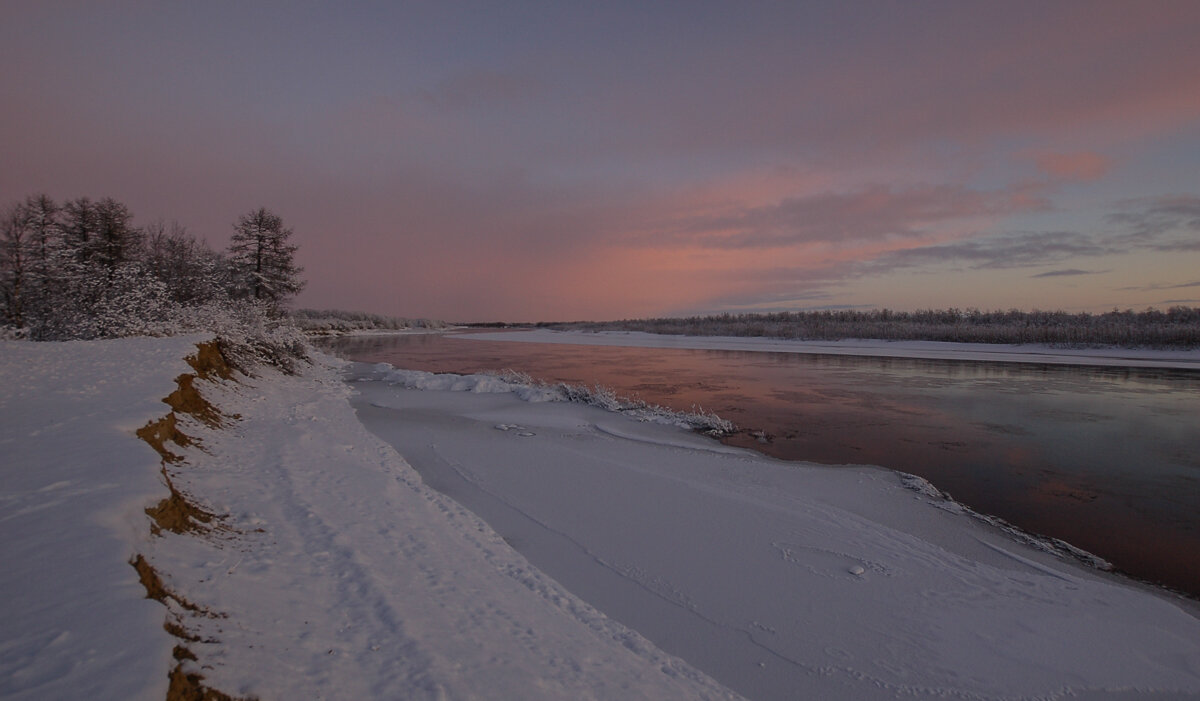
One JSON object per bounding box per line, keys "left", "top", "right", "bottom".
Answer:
{"left": 1, "top": 194, "right": 66, "bottom": 332}
{"left": 227, "top": 208, "right": 304, "bottom": 313}
{"left": 0, "top": 202, "right": 30, "bottom": 327}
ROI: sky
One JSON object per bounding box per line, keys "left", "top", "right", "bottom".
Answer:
{"left": 2, "top": 1, "right": 1199, "bottom": 322}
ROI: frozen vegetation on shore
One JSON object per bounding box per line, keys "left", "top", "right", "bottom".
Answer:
{"left": 291, "top": 308, "right": 447, "bottom": 335}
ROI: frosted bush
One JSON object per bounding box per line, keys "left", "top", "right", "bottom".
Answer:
{"left": 291, "top": 308, "right": 447, "bottom": 334}
{"left": 179, "top": 301, "right": 310, "bottom": 374}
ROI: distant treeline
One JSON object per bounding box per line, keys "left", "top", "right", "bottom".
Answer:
{"left": 545, "top": 307, "right": 1200, "bottom": 348}
{"left": 291, "top": 308, "right": 446, "bottom": 334}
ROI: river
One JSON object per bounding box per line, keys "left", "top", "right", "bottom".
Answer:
{"left": 325, "top": 330, "right": 1200, "bottom": 599}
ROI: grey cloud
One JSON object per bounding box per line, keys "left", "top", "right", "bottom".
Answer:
{"left": 865, "top": 231, "right": 1111, "bottom": 273}
{"left": 1154, "top": 239, "right": 1200, "bottom": 252}
{"left": 1108, "top": 195, "right": 1200, "bottom": 249}
{"left": 678, "top": 232, "right": 1112, "bottom": 313}
{"left": 1116, "top": 280, "right": 1200, "bottom": 292}
{"left": 684, "top": 301, "right": 877, "bottom": 316}
{"left": 654, "top": 183, "right": 1051, "bottom": 249}
{"left": 712, "top": 288, "right": 836, "bottom": 308}
{"left": 1030, "top": 268, "right": 1107, "bottom": 278}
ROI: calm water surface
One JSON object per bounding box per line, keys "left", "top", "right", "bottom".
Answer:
{"left": 326, "top": 331, "right": 1200, "bottom": 599}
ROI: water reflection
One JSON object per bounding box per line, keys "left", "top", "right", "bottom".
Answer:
{"left": 325, "top": 332, "right": 1200, "bottom": 598}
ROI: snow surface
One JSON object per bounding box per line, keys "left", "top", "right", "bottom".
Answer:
{"left": 456, "top": 329, "right": 1200, "bottom": 370}
{"left": 1, "top": 336, "right": 204, "bottom": 700}
{"left": 4, "top": 336, "right": 1200, "bottom": 701}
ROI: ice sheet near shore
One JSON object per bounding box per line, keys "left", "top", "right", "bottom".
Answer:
{"left": 357, "top": 363, "right": 1200, "bottom": 700}
{"left": 456, "top": 328, "right": 1200, "bottom": 370}
{"left": 3, "top": 336, "right": 1200, "bottom": 700}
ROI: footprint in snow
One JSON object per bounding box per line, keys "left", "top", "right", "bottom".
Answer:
{"left": 495, "top": 424, "right": 535, "bottom": 437}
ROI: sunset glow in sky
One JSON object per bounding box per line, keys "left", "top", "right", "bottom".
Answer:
{"left": 3, "top": 1, "right": 1199, "bottom": 322}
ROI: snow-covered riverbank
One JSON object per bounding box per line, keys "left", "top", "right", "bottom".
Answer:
{"left": 3, "top": 337, "right": 1200, "bottom": 699}
{"left": 0, "top": 337, "right": 734, "bottom": 700}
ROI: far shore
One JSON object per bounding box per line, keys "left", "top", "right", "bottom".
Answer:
{"left": 302, "top": 326, "right": 459, "bottom": 338}
{"left": 453, "top": 328, "right": 1200, "bottom": 371}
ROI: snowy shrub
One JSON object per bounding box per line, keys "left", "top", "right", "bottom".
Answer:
{"left": 291, "top": 308, "right": 447, "bottom": 334}
{"left": 175, "top": 301, "right": 311, "bottom": 375}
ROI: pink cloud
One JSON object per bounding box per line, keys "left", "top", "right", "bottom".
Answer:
{"left": 1034, "top": 152, "right": 1112, "bottom": 181}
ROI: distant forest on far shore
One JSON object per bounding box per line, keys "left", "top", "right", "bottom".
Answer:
{"left": 543, "top": 307, "right": 1200, "bottom": 349}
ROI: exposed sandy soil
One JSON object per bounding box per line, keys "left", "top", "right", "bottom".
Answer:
{"left": 132, "top": 341, "right": 251, "bottom": 701}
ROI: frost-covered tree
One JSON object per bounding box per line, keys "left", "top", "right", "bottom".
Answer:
{"left": 144, "top": 220, "right": 229, "bottom": 305}
{"left": 22, "top": 194, "right": 62, "bottom": 291}
{"left": 227, "top": 208, "right": 304, "bottom": 312}
{"left": 59, "top": 197, "right": 95, "bottom": 251}
{"left": 1, "top": 194, "right": 174, "bottom": 339}
{"left": 1, "top": 194, "right": 67, "bottom": 331}
{"left": 91, "top": 197, "right": 143, "bottom": 272}
{"left": 48, "top": 196, "right": 149, "bottom": 336}
{"left": 61, "top": 197, "right": 143, "bottom": 271}
{"left": 0, "top": 202, "right": 31, "bottom": 327}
